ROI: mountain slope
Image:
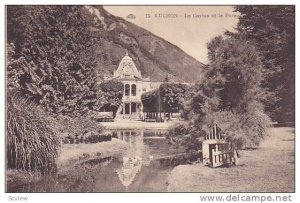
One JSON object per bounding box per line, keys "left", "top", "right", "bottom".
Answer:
{"left": 86, "top": 6, "right": 205, "bottom": 82}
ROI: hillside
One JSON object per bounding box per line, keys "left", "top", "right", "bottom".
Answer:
{"left": 86, "top": 6, "right": 205, "bottom": 82}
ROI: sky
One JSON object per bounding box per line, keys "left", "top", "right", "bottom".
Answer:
{"left": 104, "top": 6, "right": 239, "bottom": 63}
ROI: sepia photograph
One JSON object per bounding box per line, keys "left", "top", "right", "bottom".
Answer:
{"left": 5, "top": 4, "right": 295, "bottom": 194}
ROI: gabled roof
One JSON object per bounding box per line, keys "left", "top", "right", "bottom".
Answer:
{"left": 113, "top": 53, "right": 142, "bottom": 79}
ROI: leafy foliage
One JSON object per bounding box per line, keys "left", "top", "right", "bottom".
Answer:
{"left": 141, "top": 83, "right": 188, "bottom": 113}
{"left": 141, "top": 89, "right": 158, "bottom": 112}
{"left": 232, "top": 6, "right": 295, "bottom": 123}
{"left": 206, "top": 35, "right": 266, "bottom": 113}
{"left": 7, "top": 90, "right": 60, "bottom": 174}
{"left": 93, "top": 80, "right": 124, "bottom": 117}
{"left": 159, "top": 83, "right": 188, "bottom": 113}
{"left": 48, "top": 115, "right": 105, "bottom": 137}
{"left": 166, "top": 123, "right": 202, "bottom": 152}
{"left": 203, "top": 36, "right": 270, "bottom": 148}
{"left": 7, "top": 6, "right": 100, "bottom": 116}
{"left": 203, "top": 104, "right": 271, "bottom": 149}
{"left": 6, "top": 43, "right": 27, "bottom": 90}
{"left": 171, "top": 36, "right": 271, "bottom": 151}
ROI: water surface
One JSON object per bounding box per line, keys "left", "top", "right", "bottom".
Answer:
{"left": 8, "top": 129, "right": 196, "bottom": 192}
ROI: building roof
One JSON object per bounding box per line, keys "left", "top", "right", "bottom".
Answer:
{"left": 113, "top": 53, "right": 142, "bottom": 80}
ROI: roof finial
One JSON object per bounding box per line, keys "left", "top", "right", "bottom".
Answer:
{"left": 125, "top": 50, "right": 128, "bottom": 56}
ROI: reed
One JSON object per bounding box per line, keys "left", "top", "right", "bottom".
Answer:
{"left": 7, "top": 91, "right": 60, "bottom": 174}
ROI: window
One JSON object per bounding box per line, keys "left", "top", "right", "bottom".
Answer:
{"left": 131, "top": 84, "right": 136, "bottom": 96}
{"left": 125, "top": 103, "right": 130, "bottom": 114}
{"left": 131, "top": 103, "right": 136, "bottom": 113}
{"left": 125, "top": 84, "right": 130, "bottom": 96}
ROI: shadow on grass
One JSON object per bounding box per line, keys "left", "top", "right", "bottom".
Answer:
{"left": 273, "top": 122, "right": 295, "bottom": 127}
{"left": 243, "top": 147, "right": 259, "bottom": 151}
{"left": 282, "top": 139, "right": 294, "bottom": 142}
{"left": 214, "top": 164, "right": 246, "bottom": 169}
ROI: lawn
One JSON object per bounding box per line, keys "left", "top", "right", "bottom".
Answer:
{"left": 167, "top": 127, "right": 295, "bottom": 192}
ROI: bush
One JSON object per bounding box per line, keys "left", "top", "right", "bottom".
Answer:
{"left": 7, "top": 91, "right": 60, "bottom": 174}
{"left": 50, "top": 114, "right": 106, "bottom": 144}
{"left": 202, "top": 103, "right": 272, "bottom": 149}
{"left": 55, "top": 116, "right": 104, "bottom": 137}
{"left": 166, "top": 123, "right": 202, "bottom": 152}
{"left": 62, "top": 133, "right": 112, "bottom": 144}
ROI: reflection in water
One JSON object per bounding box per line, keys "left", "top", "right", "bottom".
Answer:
{"left": 116, "top": 157, "right": 142, "bottom": 188}
{"left": 114, "top": 130, "right": 156, "bottom": 188}
{"left": 8, "top": 129, "right": 193, "bottom": 192}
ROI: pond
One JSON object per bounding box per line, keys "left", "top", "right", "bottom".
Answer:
{"left": 7, "top": 129, "right": 200, "bottom": 192}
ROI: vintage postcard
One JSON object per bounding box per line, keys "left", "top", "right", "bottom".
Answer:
{"left": 5, "top": 5, "right": 295, "bottom": 195}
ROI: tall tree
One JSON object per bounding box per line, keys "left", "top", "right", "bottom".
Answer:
{"left": 7, "top": 6, "right": 100, "bottom": 115}
{"left": 206, "top": 35, "right": 266, "bottom": 113}
{"left": 173, "top": 36, "right": 271, "bottom": 151}
{"left": 233, "top": 6, "right": 295, "bottom": 123}
{"left": 203, "top": 35, "right": 271, "bottom": 148}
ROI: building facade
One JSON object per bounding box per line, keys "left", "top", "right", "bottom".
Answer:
{"left": 105, "top": 53, "right": 161, "bottom": 120}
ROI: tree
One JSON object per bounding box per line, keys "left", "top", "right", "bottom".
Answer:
{"left": 159, "top": 83, "right": 188, "bottom": 114}
{"left": 204, "top": 35, "right": 271, "bottom": 148}
{"left": 93, "top": 80, "right": 124, "bottom": 117}
{"left": 141, "top": 89, "right": 158, "bottom": 112}
{"left": 170, "top": 36, "right": 271, "bottom": 152}
{"left": 232, "top": 6, "right": 295, "bottom": 123}
{"left": 141, "top": 83, "right": 188, "bottom": 120}
{"left": 206, "top": 35, "right": 266, "bottom": 113}
{"left": 7, "top": 6, "right": 100, "bottom": 116}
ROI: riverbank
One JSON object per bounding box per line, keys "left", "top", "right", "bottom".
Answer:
{"left": 100, "top": 119, "right": 182, "bottom": 130}
{"left": 167, "top": 127, "right": 295, "bottom": 192}
{"left": 57, "top": 138, "right": 129, "bottom": 169}
{"left": 6, "top": 169, "right": 42, "bottom": 191}
{"left": 7, "top": 138, "right": 130, "bottom": 191}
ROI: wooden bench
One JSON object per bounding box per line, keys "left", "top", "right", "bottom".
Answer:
{"left": 202, "top": 124, "right": 233, "bottom": 168}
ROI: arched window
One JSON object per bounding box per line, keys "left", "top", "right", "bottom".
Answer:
{"left": 125, "top": 84, "right": 130, "bottom": 96}
{"left": 131, "top": 84, "right": 136, "bottom": 96}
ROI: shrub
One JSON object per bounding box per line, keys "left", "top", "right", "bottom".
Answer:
{"left": 50, "top": 114, "right": 105, "bottom": 141}
{"left": 202, "top": 102, "right": 272, "bottom": 149}
{"left": 7, "top": 91, "right": 60, "bottom": 174}
{"left": 166, "top": 123, "right": 202, "bottom": 152}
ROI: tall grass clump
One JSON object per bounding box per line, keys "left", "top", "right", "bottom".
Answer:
{"left": 7, "top": 91, "right": 60, "bottom": 174}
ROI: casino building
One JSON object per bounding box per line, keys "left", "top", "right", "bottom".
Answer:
{"left": 105, "top": 53, "right": 161, "bottom": 120}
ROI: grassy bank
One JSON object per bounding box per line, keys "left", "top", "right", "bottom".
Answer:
{"left": 56, "top": 138, "right": 129, "bottom": 169}
{"left": 7, "top": 138, "right": 129, "bottom": 191}
{"left": 167, "top": 127, "right": 294, "bottom": 192}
